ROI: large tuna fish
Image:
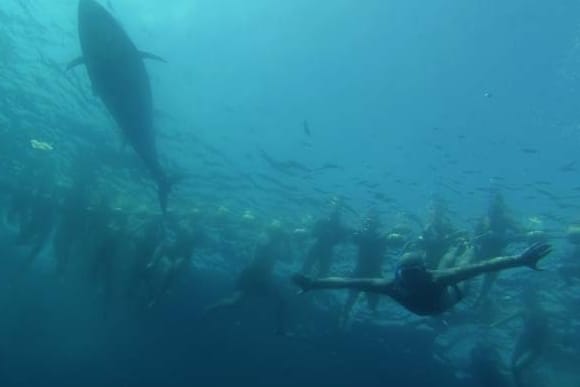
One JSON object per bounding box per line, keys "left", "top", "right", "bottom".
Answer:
{"left": 68, "top": 0, "right": 175, "bottom": 213}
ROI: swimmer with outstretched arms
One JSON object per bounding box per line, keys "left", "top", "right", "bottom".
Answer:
{"left": 293, "top": 243, "right": 551, "bottom": 316}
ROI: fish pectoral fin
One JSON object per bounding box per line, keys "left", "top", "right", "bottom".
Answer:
{"left": 66, "top": 56, "right": 85, "bottom": 71}
{"left": 140, "top": 51, "right": 167, "bottom": 63}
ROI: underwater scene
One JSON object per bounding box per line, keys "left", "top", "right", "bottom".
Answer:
{"left": 1, "top": 0, "right": 580, "bottom": 386}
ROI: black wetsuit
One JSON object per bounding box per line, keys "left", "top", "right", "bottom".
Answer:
{"left": 18, "top": 194, "right": 57, "bottom": 263}
{"left": 303, "top": 218, "right": 349, "bottom": 277}
{"left": 349, "top": 230, "right": 388, "bottom": 310}
{"left": 389, "top": 271, "right": 462, "bottom": 316}
{"left": 473, "top": 225, "right": 513, "bottom": 306}
{"left": 237, "top": 238, "right": 280, "bottom": 295}
{"left": 352, "top": 230, "right": 387, "bottom": 277}
{"left": 237, "top": 235, "right": 289, "bottom": 334}
{"left": 511, "top": 309, "right": 550, "bottom": 386}
{"left": 475, "top": 230, "right": 508, "bottom": 261}
{"left": 419, "top": 223, "right": 455, "bottom": 269}
{"left": 512, "top": 310, "right": 549, "bottom": 364}
{"left": 470, "top": 343, "right": 510, "bottom": 387}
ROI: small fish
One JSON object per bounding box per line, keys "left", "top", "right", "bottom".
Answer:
{"left": 535, "top": 188, "right": 560, "bottom": 201}
{"left": 521, "top": 148, "right": 539, "bottom": 154}
{"left": 362, "top": 181, "right": 380, "bottom": 189}
{"left": 373, "top": 192, "right": 394, "bottom": 203}
{"left": 559, "top": 161, "right": 576, "bottom": 172}
{"left": 303, "top": 120, "right": 311, "bottom": 136}
{"left": 558, "top": 203, "right": 576, "bottom": 210}
{"left": 258, "top": 149, "right": 312, "bottom": 174}
{"left": 440, "top": 182, "right": 461, "bottom": 195}
{"left": 317, "top": 163, "right": 342, "bottom": 171}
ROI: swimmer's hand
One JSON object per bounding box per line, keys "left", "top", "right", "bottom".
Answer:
{"left": 519, "top": 242, "right": 552, "bottom": 270}
{"left": 292, "top": 273, "right": 313, "bottom": 294}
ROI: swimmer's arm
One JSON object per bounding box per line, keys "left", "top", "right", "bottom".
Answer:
{"left": 292, "top": 274, "right": 395, "bottom": 295}
{"left": 433, "top": 255, "right": 522, "bottom": 286}
{"left": 434, "top": 243, "right": 551, "bottom": 287}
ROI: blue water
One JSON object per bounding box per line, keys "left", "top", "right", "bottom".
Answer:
{"left": 1, "top": 0, "right": 580, "bottom": 386}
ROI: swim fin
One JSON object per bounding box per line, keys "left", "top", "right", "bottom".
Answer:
{"left": 157, "top": 173, "right": 184, "bottom": 214}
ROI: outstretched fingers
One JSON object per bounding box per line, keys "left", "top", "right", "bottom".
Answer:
{"left": 537, "top": 244, "right": 552, "bottom": 258}
{"left": 532, "top": 242, "right": 551, "bottom": 258}
{"left": 521, "top": 242, "right": 552, "bottom": 270}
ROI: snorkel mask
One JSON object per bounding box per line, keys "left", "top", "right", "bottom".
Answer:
{"left": 396, "top": 252, "right": 429, "bottom": 288}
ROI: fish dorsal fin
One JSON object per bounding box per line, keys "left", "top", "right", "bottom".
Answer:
{"left": 67, "top": 56, "right": 85, "bottom": 71}
{"left": 140, "top": 51, "right": 167, "bottom": 63}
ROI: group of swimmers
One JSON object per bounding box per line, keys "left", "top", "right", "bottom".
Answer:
{"left": 3, "top": 172, "right": 580, "bottom": 385}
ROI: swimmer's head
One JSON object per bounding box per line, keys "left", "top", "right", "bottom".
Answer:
{"left": 327, "top": 196, "right": 343, "bottom": 220}
{"left": 566, "top": 225, "right": 580, "bottom": 245}
{"left": 269, "top": 219, "right": 282, "bottom": 230}
{"left": 212, "top": 205, "right": 230, "bottom": 225}
{"left": 241, "top": 209, "right": 256, "bottom": 224}
{"left": 396, "top": 252, "right": 429, "bottom": 287}
{"left": 526, "top": 230, "right": 547, "bottom": 244}
{"left": 398, "top": 252, "right": 425, "bottom": 268}
{"left": 266, "top": 219, "right": 285, "bottom": 240}
{"left": 328, "top": 195, "right": 341, "bottom": 208}
{"left": 216, "top": 205, "right": 229, "bottom": 216}
{"left": 386, "top": 233, "right": 406, "bottom": 247}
